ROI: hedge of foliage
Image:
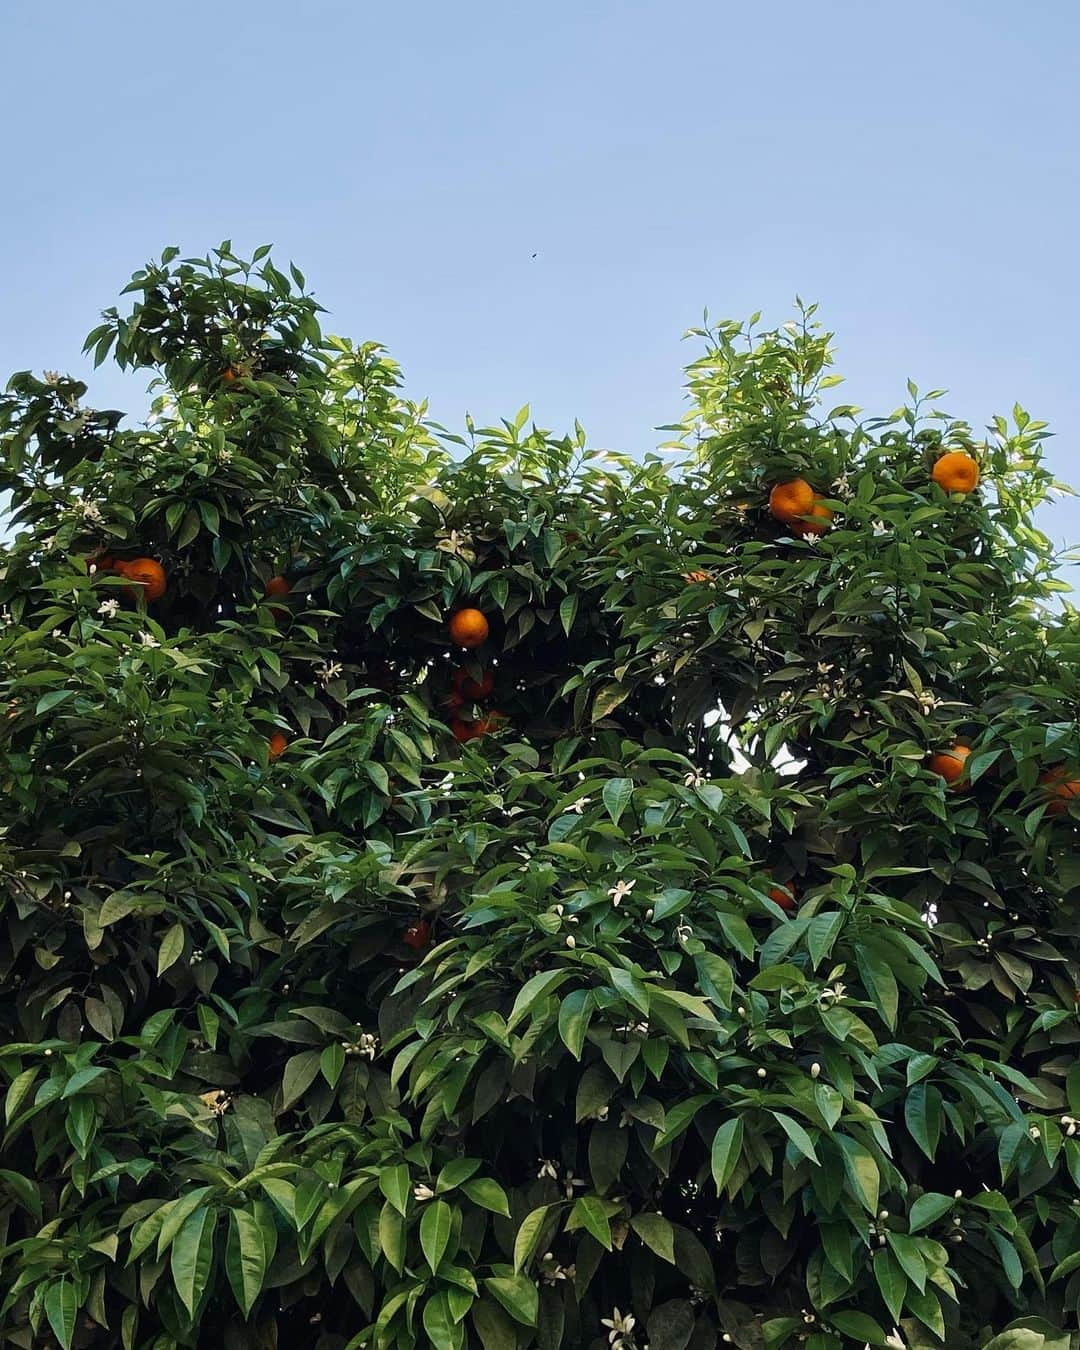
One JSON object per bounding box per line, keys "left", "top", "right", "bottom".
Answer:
{"left": 0, "top": 245, "right": 1078, "bottom": 1350}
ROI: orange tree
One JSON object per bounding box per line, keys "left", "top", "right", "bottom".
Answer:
{"left": 0, "top": 246, "right": 1078, "bottom": 1350}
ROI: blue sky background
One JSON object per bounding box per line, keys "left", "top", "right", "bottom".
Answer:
{"left": 1, "top": 0, "right": 1077, "bottom": 570}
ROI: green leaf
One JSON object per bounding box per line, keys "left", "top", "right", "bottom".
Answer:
{"left": 571, "top": 1194, "right": 612, "bottom": 1249}
{"left": 886, "top": 1232, "right": 927, "bottom": 1291}
{"left": 436, "top": 1158, "right": 482, "bottom": 1193}
{"left": 320, "top": 1041, "right": 346, "bottom": 1089}
{"left": 904, "top": 1082, "right": 942, "bottom": 1160}
{"left": 829, "top": 1310, "right": 890, "bottom": 1345}
{"left": 654, "top": 1093, "right": 713, "bottom": 1147}
{"left": 602, "top": 777, "right": 633, "bottom": 826}
{"left": 461, "top": 1177, "right": 511, "bottom": 1217}
{"left": 280, "top": 1049, "right": 321, "bottom": 1110}
{"left": 710, "top": 1116, "right": 744, "bottom": 1193}
{"left": 226, "top": 1208, "right": 269, "bottom": 1317}
{"left": 378, "top": 1163, "right": 411, "bottom": 1216}
{"left": 157, "top": 922, "right": 185, "bottom": 976}
{"left": 908, "top": 1191, "right": 953, "bottom": 1233}
{"left": 873, "top": 1248, "right": 907, "bottom": 1324}
{"left": 420, "top": 1199, "right": 454, "bottom": 1272}
{"left": 378, "top": 1201, "right": 406, "bottom": 1273}
{"left": 484, "top": 1274, "right": 539, "bottom": 1326}
{"left": 631, "top": 1212, "right": 676, "bottom": 1264}
{"left": 591, "top": 682, "right": 630, "bottom": 723}
{"left": 772, "top": 1111, "right": 819, "bottom": 1164}
{"left": 44, "top": 1279, "right": 79, "bottom": 1350}
{"left": 558, "top": 988, "right": 594, "bottom": 1060}
{"left": 559, "top": 593, "right": 578, "bottom": 637}
{"left": 506, "top": 969, "right": 572, "bottom": 1031}
{"left": 36, "top": 689, "right": 74, "bottom": 715}
{"left": 472, "top": 1300, "right": 519, "bottom": 1350}
{"left": 170, "top": 1206, "right": 217, "bottom": 1318}
{"left": 513, "top": 1204, "right": 554, "bottom": 1273}
{"left": 837, "top": 1138, "right": 880, "bottom": 1215}
{"left": 423, "top": 1291, "right": 462, "bottom": 1350}
{"left": 855, "top": 946, "right": 899, "bottom": 1030}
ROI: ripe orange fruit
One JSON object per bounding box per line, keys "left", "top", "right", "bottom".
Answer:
{"left": 265, "top": 575, "right": 290, "bottom": 598}
{"left": 222, "top": 366, "right": 238, "bottom": 382}
{"left": 452, "top": 667, "right": 495, "bottom": 700}
{"left": 767, "top": 880, "right": 797, "bottom": 913}
{"left": 451, "top": 718, "right": 482, "bottom": 743}
{"left": 768, "top": 479, "right": 816, "bottom": 525}
{"left": 1039, "top": 766, "right": 1080, "bottom": 817}
{"left": 791, "top": 502, "right": 833, "bottom": 537}
{"left": 928, "top": 744, "right": 970, "bottom": 787}
{"left": 268, "top": 731, "right": 289, "bottom": 761}
{"left": 932, "top": 451, "right": 980, "bottom": 494}
{"left": 474, "top": 711, "right": 507, "bottom": 736}
{"left": 95, "top": 554, "right": 116, "bottom": 572}
{"left": 123, "top": 558, "right": 167, "bottom": 602}
{"left": 684, "top": 570, "right": 713, "bottom": 584}
{"left": 448, "top": 608, "right": 489, "bottom": 648}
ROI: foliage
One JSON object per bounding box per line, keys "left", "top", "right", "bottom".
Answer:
{"left": 0, "top": 245, "right": 1078, "bottom": 1350}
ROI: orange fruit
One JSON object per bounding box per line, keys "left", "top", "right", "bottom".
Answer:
{"left": 448, "top": 608, "right": 489, "bottom": 648}
{"left": 265, "top": 575, "right": 290, "bottom": 598}
{"left": 222, "top": 366, "right": 238, "bottom": 382}
{"left": 474, "top": 710, "right": 507, "bottom": 736}
{"left": 451, "top": 718, "right": 482, "bottom": 743}
{"left": 928, "top": 744, "right": 970, "bottom": 787}
{"left": 791, "top": 501, "right": 833, "bottom": 537}
{"left": 1039, "top": 767, "right": 1080, "bottom": 817}
{"left": 123, "top": 557, "right": 167, "bottom": 602}
{"left": 932, "top": 451, "right": 980, "bottom": 494}
{"left": 684, "top": 570, "right": 713, "bottom": 584}
{"left": 767, "top": 880, "right": 797, "bottom": 913}
{"left": 452, "top": 667, "right": 495, "bottom": 700}
{"left": 95, "top": 554, "right": 116, "bottom": 572}
{"left": 768, "top": 478, "right": 816, "bottom": 524}
{"left": 268, "top": 731, "right": 289, "bottom": 761}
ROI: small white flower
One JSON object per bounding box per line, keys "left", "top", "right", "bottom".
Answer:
{"left": 218, "top": 447, "right": 233, "bottom": 463}
{"left": 565, "top": 935, "right": 576, "bottom": 949}
{"left": 562, "top": 1170, "right": 586, "bottom": 1199}
{"left": 683, "top": 770, "right": 706, "bottom": 788}
{"left": 41, "top": 535, "right": 58, "bottom": 552}
{"left": 316, "top": 660, "right": 344, "bottom": 687}
{"left": 357, "top": 1032, "right": 378, "bottom": 1060}
{"left": 815, "top": 661, "right": 833, "bottom": 676}
{"left": 810, "top": 1062, "right": 821, "bottom": 1079}
{"left": 413, "top": 1183, "right": 435, "bottom": 1202}
{"left": 78, "top": 500, "right": 103, "bottom": 522}
{"left": 802, "top": 532, "right": 821, "bottom": 548}
{"left": 607, "top": 878, "right": 636, "bottom": 907}
{"left": 675, "top": 921, "right": 693, "bottom": 944}
{"left": 818, "top": 982, "right": 846, "bottom": 1006}
{"left": 871, "top": 520, "right": 889, "bottom": 536}
{"left": 568, "top": 796, "right": 591, "bottom": 814}
{"left": 1029, "top": 1126, "right": 1041, "bottom": 1141}
{"left": 137, "top": 632, "right": 161, "bottom": 649}
{"left": 537, "top": 1158, "right": 558, "bottom": 1180}
{"left": 97, "top": 598, "right": 120, "bottom": 618}
{"left": 756, "top": 1067, "right": 767, "bottom": 1080}
{"left": 601, "top": 1308, "right": 636, "bottom": 1346}
{"left": 43, "top": 370, "right": 62, "bottom": 385}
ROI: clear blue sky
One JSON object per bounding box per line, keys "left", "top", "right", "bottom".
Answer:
{"left": 2, "top": 0, "right": 1077, "bottom": 565}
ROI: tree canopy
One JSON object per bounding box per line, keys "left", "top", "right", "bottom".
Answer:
{"left": 0, "top": 244, "right": 1078, "bottom": 1350}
